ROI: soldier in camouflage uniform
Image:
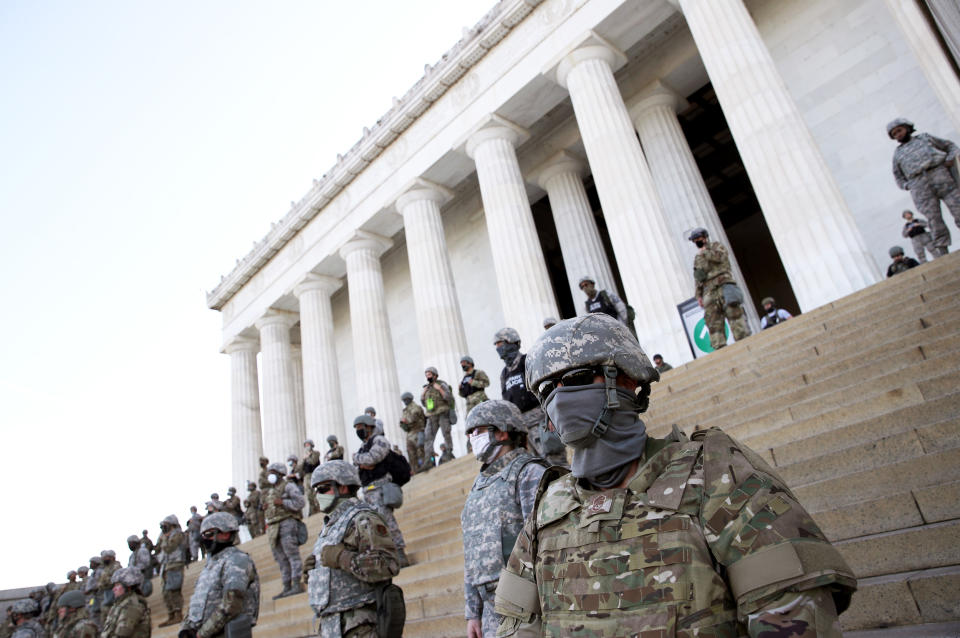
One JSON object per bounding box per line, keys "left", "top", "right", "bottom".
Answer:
{"left": 263, "top": 462, "right": 306, "bottom": 598}
{"left": 45, "top": 572, "right": 81, "bottom": 627}
{"left": 126, "top": 536, "right": 152, "bottom": 595}
{"left": 494, "top": 327, "right": 567, "bottom": 467}
{"left": 459, "top": 356, "right": 490, "bottom": 415}
{"left": 187, "top": 506, "right": 204, "bottom": 561}
{"left": 421, "top": 366, "right": 455, "bottom": 457}
{"left": 887, "top": 245, "right": 920, "bottom": 277}
{"left": 243, "top": 482, "right": 265, "bottom": 538}
{"left": 901, "top": 209, "right": 936, "bottom": 263}
{"left": 299, "top": 439, "right": 322, "bottom": 516}
{"left": 257, "top": 456, "right": 270, "bottom": 490}
{"left": 690, "top": 227, "right": 751, "bottom": 350}
{"left": 304, "top": 461, "right": 401, "bottom": 638}
{"left": 494, "top": 314, "right": 856, "bottom": 637}
{"left": 96, "top": 550, "right": 120, "bottom": 626}
{"left": 352, "top": 415, "right": 409, "bottom": 567}
{"left": 399, "top": 392, "right": 426, "bottom": 473}
{"left": 179, "top": 513, "right": 260, "bottom": 638}
{"left": 157, "top": 514, "right": 186, "bottom": 627}
{"left": 82, "top": 557, "right": 100, "bottom": 624}
{"left": 652, "top": 354, "right": 672, "bottom": 374}
{"left": 222, "top": 487, "right": 243, "bottom": 524}
{"left": 209, "top": 493, "right": 225, "bottom": 513}
{"left": 51, "top": 591, "right": 97, "bottom": 638}
{"left": 889, "top": 117, "right": 959, "bottom": 255}
{"left": 324, "top": 435, "right": 344, "bottom": 462}
{"left": 9, "top": 600, "right": 45, "bottom": 638}
{"left": 461, "top": 401, "right": 546, "bottom": 638}
{"left": 101, "top": 568, "right": 150, "bottom": 638}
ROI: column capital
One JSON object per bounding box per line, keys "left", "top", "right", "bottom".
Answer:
{"left": 551, "top": 31, "right": 627, "bottom": 88}
{"left": 462, "top": 114, "right": 530, "bottom": 159}
{"left": 223, "top": 335, "right": 259, "bottom": 355}
{"left": 626, "top": 80, "right": 689, "bottom": 123}
{"left": 528, "top": 150, "right": 588, "bottom": 189}
{"left": 338, "top": 230, "right": 394, "bottom": 260}
{"left": 395, "top": 177, "right": 454, "bottom": 212}
{"left": 254, "top": 309, "right": 297, "bottom": 331}
{"left": 293, "top": 273, "right": 343, "bottom": 298}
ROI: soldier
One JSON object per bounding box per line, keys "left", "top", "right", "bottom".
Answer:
{"left": 187, "top": 506, "right": 204, "bottom": 561}
{"left": 157, "top": 514, "right": 186, "bottom": 627}
{"left": 304, "top": 461, "right": 401, "bottom": 638}
{"left": 222, "top": 488, "right": 243, "bottom": 524}
{"left": 9, "top": 600, "right": 45, "bottom": 638}
{"left": 889, "top": 117, "right": 959, "bottom": 255}
{"left": 126, "top": 536, "right": 152, "bottom": 592}
{"left": 243, "top": 482, "right": 265, "bottom": 538}
{"left": 179, "top": 513, "right": 260, "bottom": 638}
{"left": 542, "top": 317, "right": 557, "bottom": 331}
{"left": 887, "top": 245, "right": 920, "bottom": 277}
{"left": 263, "top": 461, "right": 305, "bottom": 599}
{"left": 399, "top": 392, "right": 426, "bottom": 473}
{"left": 689, "top": 227, "right": 751, "bottom": 350}
{"left": 902, "top": 209, "right": 937, "bottom": 263}
{"left": 45, "top": 572, "right": 81, "bottom": 627}
{"left": 494, "top": 314, "right": 856, "bottom": 636}
{"left": 364, "top": 407, "right": 385, "bottom": 436}
{"left": 82, "top": 557, "right": 101, "bottom": 624}
{"left": 421, "top": 366, "right": 455, "bottom": 457}
{"left": 324, "top": 436, "right": 344, "bottom": 462}
{"left": 578, "top": 275, "right": 628, "bottom": 324}
{"left": 209, "top": 493, "right": 224, "bottom": 512}
{"left": 438, "top": 443, "right": 454, "bottom": 464}
{"left": 458, "top": 356, "right": 490, "bottom": 415}
{"left": 352, "top": 415, "right": 409, "bottom": 567}
{"left": 101, "top": 568, "right": 149, "bottom": 638}
{"left": 285, "top": 455, "right": 305, "bottom": 497}
{"left": 51, "top": 591, "right": 97, "bottom": 638}
{"left": 494, "top": 327, "right": 567, "bottom": 467}
{"left": 461, "top": 401, "right": 546, "bottom": 638}
{"left": 96, "top": 550, "right": 120, "bottom": 626}
{"left": 138, "top": 530, "right": 154, "bottom": 555}
{"left": 74, "top": 566, "right": 88, "bottom": 591}
{"left": 760, "top": 296, "right": 792, "bottom": 330}
{"left": 299, "top": 439, "right": 322, "bottom": 516}
{"left": 257, "top": 456, "right": 270, "bottom": 490}
{"left": 651, "top": 353, "right": 672, "bottom": 373}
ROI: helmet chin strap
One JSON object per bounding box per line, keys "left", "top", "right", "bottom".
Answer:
{"left": 586, "top": 365, "right": 620, "bottom": 444}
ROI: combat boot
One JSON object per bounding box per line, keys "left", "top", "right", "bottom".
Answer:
{"left": 272, "top": 581, "right": 290, "bottom": 600}
{"left": 286, "top": 582, "right": 304, "bottom": 597}
{"left": 158, "top": 611, "right": 181, "bottom": 628}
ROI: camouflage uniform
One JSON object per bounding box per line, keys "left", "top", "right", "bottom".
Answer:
{"left": 11, "top": 619, "right": 45, "bottom": 638}
{"left": 222, "top": 493, "right": 243, "bottom": 525}
{"left": 187, "top": 510, "right": 204, "bottom": 561}
{"left": 52, "top": 609, "right": 97, "bottom": 638}
{"left": 307, "top": 497, "right": 400, "bottom": 638}
{"left": 100, "top": 590, "right": 149, "bottom": 638}
{"left": 243, "top": 486, "right": 265, "bottom": 538}
{"left": 462, "top": 448, "right": 546, "bottom": 637}
{"left": 400, "top": 400, "right": 426, "bottom": 472}
{"left": 96, "top": 554, "right": 120, "bottom": 625}
{"left": 325, "top": 440, "right": 345, "bottom": 462}
{"left": 263, "top": 465, "right": 306, "bottom": 592}
{"left": 421, "top": 377, "right": 454, "bottom": 454}
{"left": 902, "top": 214, "right": 936, "bottom": 263}
{"left": 127, "top": 541, "right": 152, "bottom": 593}
{"left": 694, "top": 240, "right": 751, "bottom": 350}
{"left": 82, "top": 559, "right": 101, "bottom": 623}
{"left": 353, "top": 433, "right": 406, "bottom": 552}
{"left": 157, "top": 518, "right": 186, "bottom": 624}
{"left": 257, "top": 459, "right": 271, "bottom": 490}
{"left": 892, "top": 129, "right": 960, "bottom": 252}
{"left": 460, "top": 368, "right": 491, "bottom": 413}
{"left": 10, "top": 601, "right": 45, "bottom": 638}
{"left": 299, "top": 445, "right": 323, "bottom": 516}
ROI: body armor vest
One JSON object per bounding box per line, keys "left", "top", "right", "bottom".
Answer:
{"left": 459, "top": 375, "right": 480, "bottom": 397}
{"left": 187, "top": 546, "right": 260, "bottom": 627}
{"left": 585, "top": 291, "right": 618, "bottom": 319}
{"left": 501, "top": 355, "right": 539, "bottom": 413}
{"left": 263, "top": 480, "right": 297, "bottom": 525}
{"left": 462, "top": 451, "right": 543, "bottom": 587}
{"left": 356, "top": 435, "right": 390, "bottom": 486}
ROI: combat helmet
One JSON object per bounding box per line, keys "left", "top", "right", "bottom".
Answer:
{"left": 424, "top": 366, "right": 438, "bottom": 376}
{"left": 111, "top": 567, "right": 143, "bottom": 589}
{"left": 200, "top": 512, "right": 240, "bottom": 534}
{"left": 161, "top": 514, "right": 180, "bottom": 527}
{"left": 266, "top": 462, "right": 287, "bottom": 475}
{"left": 887, "top": 117, "right": 914, "bottom": 137}
{"left": 465, "top": 399, "right": 524, "bottom": 434}
{"left": 353, "top": 414, "right": 375, "bottom": 427}
{"left": 493, "top": 327, "right": 521, "bottom": 345}
{"left": 326, "top": 434, "right": 338, "bottom": 443}
{"left": 459, "top": 355, "right": 474, "bottom": 366}
{"left": 543, "top": 317, "right": 558, "bottom": 328}
{"left": 227, "top": 486, "right": 237, "bottom": 495}
{"left": 77, "top": 566, "right": 89, "bottom": 576}
{"left": 577, "top": 276, "right": 595, "bottom": 287}
{"left": 57, "top": 590, "right": 86, "bottom": 610}
{"left": 311, "top": 460, "right": 361, "bottom": 488}
{"left": 100, "top": 550, "right": 116, "bottom": 559}
{"left": 400, "top": 392, "right": 413, "bottom": 402}
{"left": 10, "top": 599, "right": 39, "bottom": 616}
{"left": 126, "top": 535, "right": 140, "bottom": 548}
{"left": 889, "top": 245, "right": 906, "bottom": 257}
{"left": 761, "top": 297, "right": 775, "bottom": 307}
{"left": 88, "top": 556, "right": 101, "bottom": 567}
{"left": 364, "top": 406, "right": 376, "bottom": 415}
{"left": 688, "top": 227, "right": 708, "bottom": 241}
{"left": 66, "top": 570, "right": 77, "bottom": 579}
{"left": 304, "top": 439, "right": 314, "bottom": 447}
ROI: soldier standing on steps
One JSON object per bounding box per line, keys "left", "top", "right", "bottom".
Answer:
{"left": 222, "top": 488, "right": 243, "bottom": 525}
{"left": 461, "top": 401, "right": 546, "bottom": 638}
{"left": 179, "top": 513, "right": 260, "bottom": 638}
{"left": 96, "top": 550, "right": 120, "bottom": 626}
{"left": 689, "top": 227, "right": 751, "bottom": 350}
{"left": 257, "top": 456, "right": 270, "bottom": 490}
{"left": 494, "top": 314, "right": 856, "bottom": 637}
{"left": 886, "top": 245, "right": 920, "bottom": 277}
{"left": 421, "top": 366, "right": 455, "bottom": 458}
{"left": 51, "top": 591, "right": 97, "bottom": 638}
{"left": 304, "top": 461, "right": 401, "bottom": 638}
{"left": 82, "top": 557, "right": 101, "bottom": 624}
{"left": 157, "top": 515, "right": 185, "bottom": 627}
{"left": 459, "top": 356, "right": 490, "bottom": 415}
{"left": 243, "top": 482, "right": 265, "bottom": 538}
{"left": 324, "top": 435, "right": 344, "bottom": 462}
{"left": 299, "top": 440, "right": 323, "bottom": 515}
{"left": 399, "top": 392, "right": 426, "bottom": 473}
{"left": 187, "top": 506, "right": 203, "bottom": 561}
{"left": 263, "top": 462, "right": 306, "bottom": 599}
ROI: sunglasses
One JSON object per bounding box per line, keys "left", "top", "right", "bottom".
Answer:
{"left": 314, "top": 483, "right": 336, "bottom": 494}
{"left": 537, "top": 367, "right": 601, "bottom": 401}
{"left": 201, "top": 530, "right": 219, "bottom": 539}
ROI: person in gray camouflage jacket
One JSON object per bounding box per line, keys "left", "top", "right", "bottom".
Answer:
{"left": 461, "top": 400, "right": 546, "bottom": 638}
{"left": 180, "top": 513, "right": 260, "bottom": 638}
{"left": 352, "top": 415, "right": 408, "bottom": 566}
{"left": 304, "top": 461, "right": 400, "bottom": 638}
{"left": 9, "top": 600, "right": 45, "bottom": 638}
{"left": 263, "top": 462, "right": 306, "bottom": 599}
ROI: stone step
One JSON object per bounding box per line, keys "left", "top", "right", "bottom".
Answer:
{"left": 841, "top": 565, "right": 960, "bottom": 632}
{"left": 837, "top": 520, "right": 960, "bottom": 580}
{"left": 395, "top": 566, "right": 462, "bottom": 600}
{"left": 406, "top": 590, "right": 462, "bottom": 621}
{"left": 844, "top": 623, "right": 960, "bottom": 638}
{"left": 402, "top": 611, "right": 465, "bottom": 638}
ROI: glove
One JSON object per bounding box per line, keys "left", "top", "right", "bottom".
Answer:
{"left": 320, "top": 543, "right": 346, "bottom": 568}
{"left": 302, "top": 554, "right": 316, "bottom": 584}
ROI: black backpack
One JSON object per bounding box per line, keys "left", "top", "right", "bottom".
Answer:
{"left": 383, "top": 449, "right": 412, "bottom": 486}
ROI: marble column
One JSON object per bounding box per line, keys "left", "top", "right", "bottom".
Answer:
{"left": 676, "top": 0, "right": 881, "bottom": 310}
{"left": 628, "top": 81, "right": 759, "bottom": 330}
{"left": 290, "top": 343, "right": 306, "bottom": 445}
{"left": 225, "top": 337, "right": 263, "bottom": 490}
{"left": 396, "top": 179, "right": 469, "bottom": 453}
{"left": 885, "top": 0, "right": 960, "bottom": 133}
{"left": 340, "top": 233, "right": 404, "bottom": 446}
{"left": 530, "top": 151, "right": 617, "bottom": 315}
{"left": 254, "top": 310, "right": 301, "bottom": 463}
{"left": 294, "top": 274, "right": 347, "bottom": 451}
{"left": 555, "top": 38, "right": 692, "bottom": 364}
{"left": 466, "top": 116, "right": 559, "bottom": 346}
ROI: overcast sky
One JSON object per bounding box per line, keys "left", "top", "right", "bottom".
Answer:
{"left": 0, "top": 0, "right": 492, "bottom": 590}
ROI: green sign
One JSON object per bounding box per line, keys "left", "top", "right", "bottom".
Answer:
{"left": 693, "top": 318, "right": 729, "bottom": 353}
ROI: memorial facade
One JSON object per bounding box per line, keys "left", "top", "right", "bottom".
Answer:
{"left": 207, "top": 0, "right": 960, "bottom": 488}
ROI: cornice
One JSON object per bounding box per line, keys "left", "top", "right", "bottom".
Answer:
{"left": 206, "top": 0, "right": 547, "bottom": 311}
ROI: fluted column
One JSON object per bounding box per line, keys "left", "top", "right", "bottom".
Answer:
{"left": 530, "top": 151, "right": 616, "bottom": 315}
{"left": 555, "top": 38, "right": 691, "bottom": 364}
{"left": 340, "top": 233, "right": 404, "bottom": 446}
{"left": 396, "top": 179, "right": 469, "bottom": 452}
{"left": 225, "top": 337, "right": 263, "bottom": 490}
{"left": 885, "top": 0, "right": 960, "bottom": 133}
{"left": 254, "top": 310, "right": 301, "bottom": 463}
{"left": 294, "top": 274, "right": 347, "bottom": 450}
{"left": 676, "top": 0, "right": 881, "bottom": 310}
{"left": 628, "top": 81, "right": 759, "bottom": 329}
{"left": 290, "top": 343, "right": 306, "bottom": 445}
{"left": 466, "top": 116, "right": 559, "bottom": 345}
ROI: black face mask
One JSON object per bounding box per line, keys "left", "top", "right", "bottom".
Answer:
{"left": 356, "top": 428, "right": 368, "bottom": 441}
{"left": 461, "top": 365, "right": 470, "bottom": 372}
{"left": 401, "top": 398, "right": 411, "bottom": 406}
{"left": 496, "top": 343, "right": 520, "bottom": 362}
{"left": 201, "top": 537, "right": 232, "bottom": 555}
{"left": 694, "top": 239, "right": 706, "bottom": 248}
{"left": 425, "top": 375, "right": 435, "bottom": 383}
{"left": 128, "top": 543, "right": 137, "bottom": 552}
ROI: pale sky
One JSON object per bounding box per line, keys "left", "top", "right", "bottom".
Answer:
{"left": 0, "top": 0, "right": 492, "bottom": 590}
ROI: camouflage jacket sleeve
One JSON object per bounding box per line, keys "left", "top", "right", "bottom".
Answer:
{"left": 353, "top": 434, "right": 390, "bottom": 467}
{"left": 695, "top": 428, "right": 856, "bottom": 623}
{"left": 892, "top": 151, "right": 908, "bottom": 189}
{"left": 198, "top": 553, "right": 254, "bottom": 638}
{"left": 110, "top": 597, "right": 147, "bottom": 638}
{"left": 471, "top": 370, "right": 490, "bottom": 389}
{"left": 336, "top": 510, "right": 399, "bottom": 583}
{"left": 282, "top": 481, "right": 305, "bottom": 512}
{"left": 164, "top": 530, "right": 185, "bottom": 566}
{"left": 464, "top": 581, "right": 482, "bottom": 620}
{"left": 926, "top": 132, "right": 960, "bottom": 163}
{"left": 745, "top": 588, "right": 843, "bottom": 637}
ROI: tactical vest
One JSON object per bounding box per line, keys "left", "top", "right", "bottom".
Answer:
{"left": 356, "top": 435, "right": 390, "bottom": 486}
{"left": 57, "top": 615, "right": 97, "bottom": 638}
{"left": 459, "top": 374, "right": 480, "bottom": 397}
{"left": 585, "top": 290, "right": 618, "bottom": 319}
{"left": 187, "top": 547, "right": 260, "bottom": 627}
{"left": 263, "top": 480, "right": 298, "bottom": 525}
{"left": 102, "top": 594, "right": 150, "bottom": 638}
{"left": 501, "top": 355, "right": 539, "bottom": 413}
{"left": 308, "top": 501, "right": 381, "bottom": 626}
{"left": 462, "top": 451, "right": 545, "bottom": 587}
{"left": 159, "top": 530, "right": 185, "bottom": 568}
{"left": 763, "top": 310, "right": 782, "bottom": 329}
